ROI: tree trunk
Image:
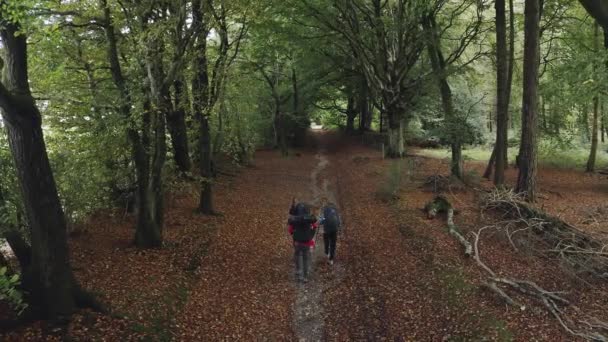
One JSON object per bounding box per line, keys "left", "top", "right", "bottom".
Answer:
{"left": 488, "top": 110, "right": 493, "bottom": 133}
{"left": 587, "top": 24, "right": 601, "bottom": 173}
{"left": 191, "top": 1, "right": 216, "bottom": 214}
{"left": 601, "top": 104, "right": 605, "bottom": 143}
{"left": 587, "top": 96, "right": 600, "bottom": 172}
{"left": 386, "top": 114, "right": 406, "bottom": 158}
{"left": 484, "top": 146, "right": 497, "bottom": 179}
{"left": 213, "top": 83, "right": 227, "bottom": 154}
{"left": 346, "top": 95, "right": 356, "bottom": 134}
{"left": 582, "top": 105, "right": 590, "bottom": 142}
{"left": 358, "top": 79, "right": 372, "bottom": 133}
{"left": 291, "top": 67, "right": 306, "bottom": 147}
{"left": 540, "top": 96, "right": 548, "bottom": 130}
{"left": 275, "top": 107, "right": 289, "bottom": 157}
{"left": 0, "top": 22, "right": 80, "bottom": 318}
{"left": 198, "top": 116, "right": 214, "bottom": 214}
{"left": 516, "top": 0, "right": 542, "bottom": 202}
{"left": 424, "top": 15, "right": 463, "bottom": 179}
{"left": 504, "top": 0, "right": 515, "bottom": 169}
{"left": 167, "top": 78, "right": 191, "bottom": 173}
{"left": 102, "top": 0, "right": 163, "bottom": 247}
{"left": 494, "top": 0, "right": 509, "bottom": 186}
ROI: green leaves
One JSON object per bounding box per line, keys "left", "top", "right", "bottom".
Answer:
{"left": 0, "top": 267, "right": 27, "bottom": 316}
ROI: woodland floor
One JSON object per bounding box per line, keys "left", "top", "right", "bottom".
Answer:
{"left": 2, "top": 131, "right": 608, "bottom": 341}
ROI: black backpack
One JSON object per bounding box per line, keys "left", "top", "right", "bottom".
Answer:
{"left": 290, "top": 202, "right": 308, "bottom": 216}
{"left": 288, "top": 203, "right": 316, "bottom": 242}
{"left": 322, "top": 205, "right": 340, "bottom": 233}
{"left": 290, "top": 215, "right": 317, "bottom": 242}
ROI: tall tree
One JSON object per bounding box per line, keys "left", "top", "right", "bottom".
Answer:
{"left": 167, "top": 2, "right": 193, "bottom": 174}
{"left": 423, "top": 1, "right": 483, "bottom": 179}
{"left": 424, "top": 15, "right": 463, "bottom": 179}
{"left": 516, "top": 0, "right": 542, "bottom": 201}
{"left": 0, "top": 12, "right": 89, "bottom": 318}
{"left": 304, "top": 0, "right": 432, "bottom": 158}
{"left": 586, "top": 23, "right": 601, "bottom": 173}
{"left": 494, "top": 0, "right": 509, "bottom": 185}
{"left": 100, "top": 0, "right": 194, "bottom": 246}
{"left": 485, "top": 0, "right": 515, "bottom": 183}
{"left": 192, "top": 0, "right": 245, "bottom": 213}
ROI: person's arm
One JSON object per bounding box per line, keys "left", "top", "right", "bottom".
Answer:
{"left": 317, "top": 208, "right": 325, "bottom": 225}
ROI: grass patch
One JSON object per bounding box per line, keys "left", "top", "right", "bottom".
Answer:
{"left": 418, "top": 143, "right": 608, "bottom": 170}
{"left": 128, "top": 282, "right": 190, "bottom": 341}
{"left": 376, "top": 160, "right": 406, "bottom": 203}
{"left": 437, "top": 268, "right": 474, "bottom": 307}
{"left": 480, "top": 316, "right": 514, "bottom": 342}
{"left": 376, "top": 159, "right": 417, "bottom": 203}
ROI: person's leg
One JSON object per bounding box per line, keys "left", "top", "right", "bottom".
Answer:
{"left": 323, "top": 233, "right": 330, "bottom": 257}
{"left": 294, "top": 245, "right": 302, "bottom": 280}
{"left": 329, "top": 232, "right": 337, "bottom": 261}
{"left": 302, "top": 246, "right": 310, "bottom": 280}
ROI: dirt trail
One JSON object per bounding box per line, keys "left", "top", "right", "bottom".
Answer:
{"left": 293, "top": 137, "right": 346, "bottom": 341}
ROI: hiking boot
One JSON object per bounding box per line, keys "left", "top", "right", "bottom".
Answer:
{"left": 328, "top": 259, "right": 334, "bottom": 266}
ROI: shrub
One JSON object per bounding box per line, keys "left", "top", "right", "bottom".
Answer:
{"left": 0, "top": 267, "right": 27, "bottom": 315}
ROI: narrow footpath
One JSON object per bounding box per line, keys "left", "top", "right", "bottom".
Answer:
{"left": 176, "top": 131, "right": 572, "bottom": 341}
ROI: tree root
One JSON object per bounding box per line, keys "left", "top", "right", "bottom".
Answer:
{"left": 74, "top": 286, "right": 107, "bottom": 314}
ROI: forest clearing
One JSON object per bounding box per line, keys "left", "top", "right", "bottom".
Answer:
{"left": 2, "top": 0, "right": 608, "bottom": 340}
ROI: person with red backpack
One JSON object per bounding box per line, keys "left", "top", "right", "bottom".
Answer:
{"left": 287, "top": 201, "right": 318, "bottom": 283}
{"left": 319, "top": 197, "right": 341, "bottom": 265}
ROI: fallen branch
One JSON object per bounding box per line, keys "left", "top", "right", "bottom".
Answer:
{"left": 482, "top": 281, "right": 522, "bottom": 308}
{"left": 425, "top": 196, "right": 472, "bottom": 256}
{"left": 472, "top": 224, "right": 608, "bottom": 341}
{"left": 447, "top": 207, "right": 472, "bottom": 257}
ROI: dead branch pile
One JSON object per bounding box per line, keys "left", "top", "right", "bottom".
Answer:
{"left": 481, "top": 189, "right": 608, "bottom": 279}
{"left": 431, "top": 192, "right": 608, "bottom": 340}
{"left": 473, "top": 226, "right": 608, "bottom": 341}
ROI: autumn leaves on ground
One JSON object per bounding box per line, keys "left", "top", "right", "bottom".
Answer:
{"left": 3, "top": 131, "right": 608, "bottom": 341}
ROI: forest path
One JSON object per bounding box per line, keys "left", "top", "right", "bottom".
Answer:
{"left": 175, "top": 130, "right": 574, "bottom": 341}
{"left": 293, "top": 132, "right": 346, "bottom": 341}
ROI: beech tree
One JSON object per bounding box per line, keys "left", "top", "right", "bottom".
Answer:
{"left": 0, "top": 9, "right": 97, "bottom": 319}
{"left": 423, "top": 0, "right": 484, "bottom": 179}
{"left": 303, "top": 0, "right": 435, "bottom": 158}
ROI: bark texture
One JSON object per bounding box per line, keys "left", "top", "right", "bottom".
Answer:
{"left": 516, "top": 0, "right": 542, "bottom": 201}
{"left": 0, "top": 20, "right": 81, "bottom": 318}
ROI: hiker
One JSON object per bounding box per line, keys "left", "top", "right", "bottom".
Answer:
{"left": 319, "top": 197, "right": 341, "bottom": 265}
{"left": 287, "top": 202, "right": 318, "bottom": 283}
